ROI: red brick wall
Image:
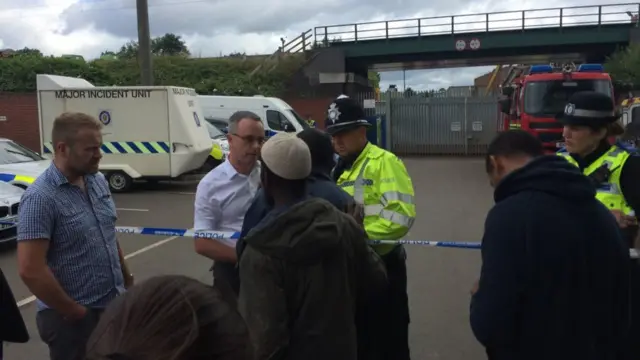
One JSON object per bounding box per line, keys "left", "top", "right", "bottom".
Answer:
{"left": 284, "top": 97, "right": 334, "bottom": 129}
{"left": 0, "top": 92, "right": 40, "bottom": 151}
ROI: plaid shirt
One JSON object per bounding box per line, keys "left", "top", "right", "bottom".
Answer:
{"left": 17, "top": 163, "right": 125, "bottom": 311}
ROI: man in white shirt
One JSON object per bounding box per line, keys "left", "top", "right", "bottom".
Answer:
{"left": 194, "top": 110, "right": 264, "bottom": 303}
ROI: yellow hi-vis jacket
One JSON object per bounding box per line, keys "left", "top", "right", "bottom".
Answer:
{"left": 337, "top": 142, "right": 416, "bottom": 256}
{"left": 558, "top": 145, "right": 634, "bottom": 215}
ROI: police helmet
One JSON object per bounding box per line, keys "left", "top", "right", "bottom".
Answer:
{"left": 556, "top": 91, "right": 619, "bottom": 129}
{"left": 324, "top": 96, "right": 371, "bottom": 136}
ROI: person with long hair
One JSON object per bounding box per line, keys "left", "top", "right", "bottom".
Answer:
{"left": 85, "top": 275, "right": 251, "bottom": 360}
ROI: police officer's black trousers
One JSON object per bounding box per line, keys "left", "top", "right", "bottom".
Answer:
{"left": 380, "top": 245, "right": 411, "bottom": 360}
{"left": 628, "top": 259, "right": 640, "bottom": 360}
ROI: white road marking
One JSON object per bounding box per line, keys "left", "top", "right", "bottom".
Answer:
{"left": 116, "top": 208, "right": 149, "bottom": 212}
{"left": 16, "top": 236, "right": 180, "bottom": 308}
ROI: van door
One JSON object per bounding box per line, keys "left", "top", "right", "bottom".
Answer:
{"left": 266, "top": 109, "right": 296, "bottom": 134}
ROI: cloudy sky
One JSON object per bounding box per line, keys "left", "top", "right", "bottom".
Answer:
{"left": 0, "top": 0, "right": 633, "bottom": 90}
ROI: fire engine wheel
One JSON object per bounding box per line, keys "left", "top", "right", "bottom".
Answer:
{"left": 106, "top": 171, "right": 133, "bottom": 193}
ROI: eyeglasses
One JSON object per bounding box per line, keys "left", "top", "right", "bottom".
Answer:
{"left": 231, "top": 133, "right": 266, "bottom": 145}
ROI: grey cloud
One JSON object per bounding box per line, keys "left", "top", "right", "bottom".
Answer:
{"left": 379, "top": 66, "right": 494, "bottom": 91}
{"left": 58, "top": 0, "right": 486, "bottom": 41}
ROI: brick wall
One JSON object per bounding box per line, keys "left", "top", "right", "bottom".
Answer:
{"left": 0, "top": 92, "right": 40, "bottom": 151}
{"left": 284, "top": 96, "right": 334, "bottom": 129}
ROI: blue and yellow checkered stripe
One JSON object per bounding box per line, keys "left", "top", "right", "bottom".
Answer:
{"left": 0, "top": 173, "right": 36, "bottom": 184}
{"left": 43, "top": 141, "right": 171, "bottom": 154}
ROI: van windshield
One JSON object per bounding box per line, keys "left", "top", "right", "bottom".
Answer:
{"left": 288, "top": 110, "right": 311, "bottom": 130}
{"left": 523, "top": 79, "right": 612, "bottom": 116}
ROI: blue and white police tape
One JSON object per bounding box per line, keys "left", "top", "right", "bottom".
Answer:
{"left": 0, "top": 220, "right": 637, "bottom": 258}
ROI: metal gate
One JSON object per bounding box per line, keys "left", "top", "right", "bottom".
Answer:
{"left": 354, "top": 92, "right": 501, "bottom": 156}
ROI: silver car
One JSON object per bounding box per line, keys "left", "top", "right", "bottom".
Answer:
{"left": 0, "top": 181, "right": 23, "bottom": 245}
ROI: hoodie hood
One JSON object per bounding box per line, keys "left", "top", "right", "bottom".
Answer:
{"left": 494, "top": 155, "right": 595, "bottom": 204}
{"left": 243, "top": 198, "right": 353, "bottom": 265}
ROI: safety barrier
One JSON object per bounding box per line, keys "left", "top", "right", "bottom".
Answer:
{"left": 1, "top": 220, "right": 638, "bottom": 259}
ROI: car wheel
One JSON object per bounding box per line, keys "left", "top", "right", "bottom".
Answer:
{"left": 106, "top": 171, "right": 133, "bottom": 193}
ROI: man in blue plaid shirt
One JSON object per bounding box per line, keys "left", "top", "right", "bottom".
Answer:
{"left": 17, "top": 112, "right": 133, "bottom": 360}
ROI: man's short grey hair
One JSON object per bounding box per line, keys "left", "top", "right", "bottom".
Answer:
{"left": 228, "top": 111, "right": 262, "bottom": 134}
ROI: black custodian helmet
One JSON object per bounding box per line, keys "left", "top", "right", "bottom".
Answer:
{"left": 324, "top": 96, "right": 371, "bottom": 135}
{"left": 556, "top": 91, "right": 619, "bottom": 128}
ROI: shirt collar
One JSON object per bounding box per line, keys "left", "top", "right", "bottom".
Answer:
{"left": 220, "top": 159, "right": 260, "bottom": 179}
{"left": 47, "top": 162, "right": 94, "bottom": 188}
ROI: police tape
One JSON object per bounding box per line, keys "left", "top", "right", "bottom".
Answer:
{"left": 1, "top": 220, "right": 638, "bottom": 258}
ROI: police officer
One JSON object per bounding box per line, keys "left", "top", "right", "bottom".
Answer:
{"left": 326, "top": 96, "right": 416, "bottom": 360}
{"left": 305, "top": 114, "right": 316, "bottom": 128}
{"left": 556, "top": 90, "right": 640, "bottom": 360}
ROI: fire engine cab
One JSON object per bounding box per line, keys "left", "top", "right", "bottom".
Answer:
{"left": 498, "top": 63, "right": 614, "bottom": 153}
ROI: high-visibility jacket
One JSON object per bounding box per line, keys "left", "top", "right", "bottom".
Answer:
{"left": 306, "top": 119, "right": 316, "bottom": 128}
{"left": 336, "top": 142, "right": 416, "bottom": 255}
{"left": 558, "top": 144, "right": 634, "bottom": 215}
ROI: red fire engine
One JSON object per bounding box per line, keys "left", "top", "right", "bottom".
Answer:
{"left": 498, "top": 63, "right": 615, "bottom": 153}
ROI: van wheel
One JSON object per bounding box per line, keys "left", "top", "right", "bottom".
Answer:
{"left": 106, "top": 171, "right": 133, "bottom": 193}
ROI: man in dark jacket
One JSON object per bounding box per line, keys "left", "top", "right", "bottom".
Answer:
{"left": 238, "top": 133, "right": 387, "bottom": 360}
{"left": 1, "top": 267, "right": 30, "bottom": 358}
{"left": 470, "top": 130, "right": 630, "bottom": 360}
{"left": 238, "top": 128, "right": 351, "bottom": 243}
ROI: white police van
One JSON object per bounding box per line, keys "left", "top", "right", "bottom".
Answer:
{"left": 198, "top": 95, "right": 309, "bottom": 136}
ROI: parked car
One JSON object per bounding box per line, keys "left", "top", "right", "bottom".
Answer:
{"left": 205, "top": 116, "right": 229, "bottom": 133}
{"left": 0, "top": 138, "right": 49, "bottom": 189}
{"left": 0, "top": 181, "right": 23, "bottom": 248}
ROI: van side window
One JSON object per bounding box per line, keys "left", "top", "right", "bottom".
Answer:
{"left": 266, "top": 110, "right": 293, "bottom": 131}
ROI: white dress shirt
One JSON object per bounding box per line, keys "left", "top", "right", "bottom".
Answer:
{"left": 194, "top": 159, "right": 261, "bottom": 246}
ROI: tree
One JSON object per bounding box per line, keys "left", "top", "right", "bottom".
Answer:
{"left": 114, "top": 33, "right": 190, "bottom": 59}
{"left": 151, "top": 33, "right": 190, "bottom": 56}
{"left": 605, "top": 44, "right": 640, "bottom": 89}
{"left": 13, "top": 47, "right": 42, "bottom": 57}
{"left": 0, "top": 50, "right": 306, "bottom": 96}
{"left": 368, "top": 71, "right": 380, "bottom": 90}
{"left": 116, "top": 41, "right": 139, "bottom": 59}
{"left": 404, "top": 87, "right": 415, "bottom": 97}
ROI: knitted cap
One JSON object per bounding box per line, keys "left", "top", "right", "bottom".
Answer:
{"left": 261, "top": 133, "right": 311, "bottom": 180}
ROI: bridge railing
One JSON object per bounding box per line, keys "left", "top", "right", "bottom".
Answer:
{"left": 313, "top": 3, "right": 640, "bottom": 44}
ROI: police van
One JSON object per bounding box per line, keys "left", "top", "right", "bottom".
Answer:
{"left": 37, "top": 74, "right": 212, "bottom": 193}
{"left": 198, "top": 95, "right": 309, "bottom": 136}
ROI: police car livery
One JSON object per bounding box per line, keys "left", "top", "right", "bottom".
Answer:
{"left": 0, "top": 138, "right": 49, "bottom": 189}
{"left": 0, "top": 181, "right": 24, "bottom": 246}
{"left": 204, "top": 121, "right": 229, "bottom": 165}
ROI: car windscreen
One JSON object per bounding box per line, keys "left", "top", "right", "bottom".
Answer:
{"left": 0, "top": 141, "right": 44, "bottom": 164}
{"left": 523, "top": 79, "right": 612, "bottom": 116}
{"left": 205, "top": 122, "right": 225, "bottom": 139}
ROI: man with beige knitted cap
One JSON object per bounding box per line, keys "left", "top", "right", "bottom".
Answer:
{"left": 238, "top": 133, "right": 387, "bottom": 360}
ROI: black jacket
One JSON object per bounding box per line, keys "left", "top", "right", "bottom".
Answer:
{"left": 470, "top": 155, "right": 630, "bottom": 360}
{"left": 237, "top": 170, "right": 352, "bottom": 262}
{"left": 0, "top": 267, "right": 29, "bottom": 359}
{"left": 238, "top": 198, "right": 387, "bottom": 360}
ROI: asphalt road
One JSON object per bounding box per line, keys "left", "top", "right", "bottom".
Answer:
{"left": 0, "top": 157, "right": 494, "bottom": 360}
